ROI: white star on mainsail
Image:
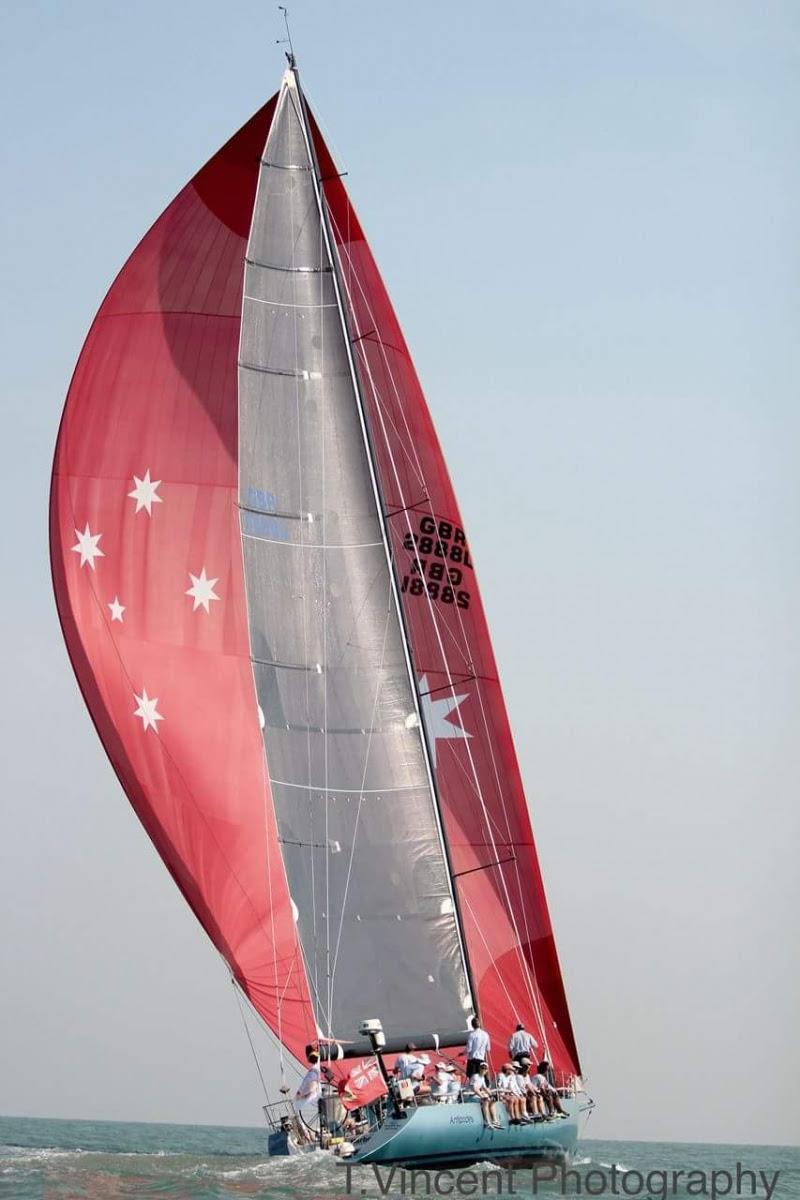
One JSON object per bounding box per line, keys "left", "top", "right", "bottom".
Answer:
{"left": 108, "top": 596, "right": 126, "bottom": 622}
{"left": 71, "top": 524, "right": 105, "bottom": 570}
{"left": 127, "top": 469, "right": 163, "bottom": 515}
{"left": 133, "top": 688, "right": 163, "bottom": 733}
{"left": 186, "top": 567, "right": 219, "bottom": 613}
{"left": 418, "top": 674, "right": 472, "bottom": 766}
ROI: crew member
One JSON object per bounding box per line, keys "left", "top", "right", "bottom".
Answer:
{"left": 496, "top": 1062, "right": 532, "bottom": 1125}
{"left": 464, "top": 1015, "right": 491, "bottom": 1077}
{"left": 517, "top": 1057, "right": 547, "bottom": 1120}
{"left": 469, "top": 1061, "right": 501, "bottom": 1129}
{"left": 294, "top": 1049, "right": 321, "bottom": 1143}
{"left": 537, "top": 1058, "right": 556, "bottom": 1087}
{"left": 431, "top": 1062, "right": 457, "bottom": 1102}
{"left": 396, "top": 1043, "right": 431, "bottom": 1081}
{"left": 532, "top": 1061, "right": 568, "bottom": 1118}
{"left": 508, "top": 1022, "right": 539, "bottom": 1063}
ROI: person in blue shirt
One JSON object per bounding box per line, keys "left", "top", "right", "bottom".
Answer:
{"left": 508, "top": 1022, "right": 539, "bottom": 1062}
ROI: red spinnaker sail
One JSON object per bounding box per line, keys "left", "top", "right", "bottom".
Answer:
{"left": 50, "top": 89, "right": 579, "bottom": 1079}
{"left": 50, "top": 100, "right": 316, "bottom": 1059}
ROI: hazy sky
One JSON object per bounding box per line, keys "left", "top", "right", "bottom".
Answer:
{"left": 1, "top": 0, "right": 798, "bottom": 1147}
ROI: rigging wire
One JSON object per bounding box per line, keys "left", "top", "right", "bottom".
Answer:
{"left": 310, "top": 80, "right": 335, "bottom": 1047}
{"left": 284, "top": 80, "right": 323, "bottom": 1043}
{"left": 276, "top": 6, "right": 295, "bottom": 64}
{"left": 231, "top": 977, "right": 273, "bottom": 1106}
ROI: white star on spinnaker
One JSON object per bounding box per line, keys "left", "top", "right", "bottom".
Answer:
{"left": 186, "top": 567, "right": 220, "bottom": 613}
{"left": 133, "top": 688, "right": 163, "bottom": 733}
{"left": 71, "top": 524, "right": 105, "bottom": 570}
{"left": 108, "top": 596, "right": 126, "bottom": 622}
{"left": 418, "top": 674, "right": 471, "bottom": 766}
{"left": 127, "top": 469, "right": 163, "bottom": 516}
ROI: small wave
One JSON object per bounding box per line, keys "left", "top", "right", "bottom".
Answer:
{"left": 0, "top": 1146, "right": 84, "bottom": 1162}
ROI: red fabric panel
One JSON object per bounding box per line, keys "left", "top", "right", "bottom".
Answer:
{"left": 312, "top": 118, "right": 581, "bottom": 1079}
{"left": 50, "top": 98, "right": 316, "bottom": 1060}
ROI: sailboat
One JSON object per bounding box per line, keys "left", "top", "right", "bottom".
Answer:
{"left": 50, "top": 51, "right": 592, "bottom": 1167}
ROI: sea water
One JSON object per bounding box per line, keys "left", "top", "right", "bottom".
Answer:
{"left": 0, "top": 1115, "right": 797, "bottom": 1200}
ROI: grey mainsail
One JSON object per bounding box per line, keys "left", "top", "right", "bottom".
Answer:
{"left": 238, "top": 73, "right": 471, "bottom": 1042}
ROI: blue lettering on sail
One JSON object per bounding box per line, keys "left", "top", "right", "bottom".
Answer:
{"left": 243, "top": 488, "right": 290, "bottom": 540}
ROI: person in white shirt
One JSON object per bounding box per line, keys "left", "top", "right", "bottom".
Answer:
{"left": 468, "top": 1062, "right": 501, "bottom": 1129}
{"left": 531, "top": 1062, "right": 568, "bottom": 1118}
{"left": 294, "top": 1050, "right": 321, "bottom": 1143}
{"left": 508, "top": 1022, "right": 539, "bottom": 1063}
{"left": 464, "top": 1016, "right": 490, "bottom": 1077}
{"left": 495, "top": 1062, "right": 531, "bottom": 1124}
{"left": 396, "top": 1043, "right": 430, "bottom": 1081}
{"left": 431, "top": 1062, "right": 458, "bottom": 1102}
{"left": 517, "top": 1058, "right": 547, "bottom": 1119}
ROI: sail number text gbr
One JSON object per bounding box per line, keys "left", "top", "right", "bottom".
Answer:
{"left": 400, "top": 515, "right": 473, "bottom": 610}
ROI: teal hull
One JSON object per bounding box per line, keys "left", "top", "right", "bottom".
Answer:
{"left": 351, "top": 1096, "right": 589, "bottom": 1168}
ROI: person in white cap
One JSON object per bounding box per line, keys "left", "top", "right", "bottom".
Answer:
{"left": 517, "top": 1057, "right": 547, "bottom": 1120}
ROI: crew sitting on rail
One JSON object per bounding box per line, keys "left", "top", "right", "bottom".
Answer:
{"left": 508, "top": 1022, "right": 539, "bottom": 1063}
{"left": 496, "top": 1062, "right": 533, "bottom": 1125}
{"left": 530, "top": 1058, "right": 568, "bottom": 1118}
{"left": 516, "top": 1057, "right": 548, "bottom": 1120}
{"left": 537, "top": 1058, "right": 556, "bottom": 1087}
{"left": 468, "top": 1061, "right": 501, "bottom": 1129}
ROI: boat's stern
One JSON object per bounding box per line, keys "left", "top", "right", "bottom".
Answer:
{"left": 351, "top": 1096, "right": 585, "bottom": 1169}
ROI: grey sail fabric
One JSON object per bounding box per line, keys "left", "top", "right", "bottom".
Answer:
{"left": 238, "top": 76, "right": 471, "bottom": 1043}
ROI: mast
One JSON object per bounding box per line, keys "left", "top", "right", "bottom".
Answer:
{"left": 287, "top": 63, "right": 478, "bottom": 1019}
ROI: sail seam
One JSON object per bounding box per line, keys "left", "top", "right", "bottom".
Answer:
{"left": 260, "top": 159, "right": 312, "bottom": 170}
{"left": 269, "top": 778, "right": 420, "bottom": 794}
{"left": 239, "top": 360, "right": 348, "bottom": 379}
{"left": 242, "top": 533, "right": 383, "bottom": 549}
{"left": 244, "top": 294, "right": 337, "bottom": 309}
{"left": 246, "top": 256, "right": 332, "bottom": 274}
